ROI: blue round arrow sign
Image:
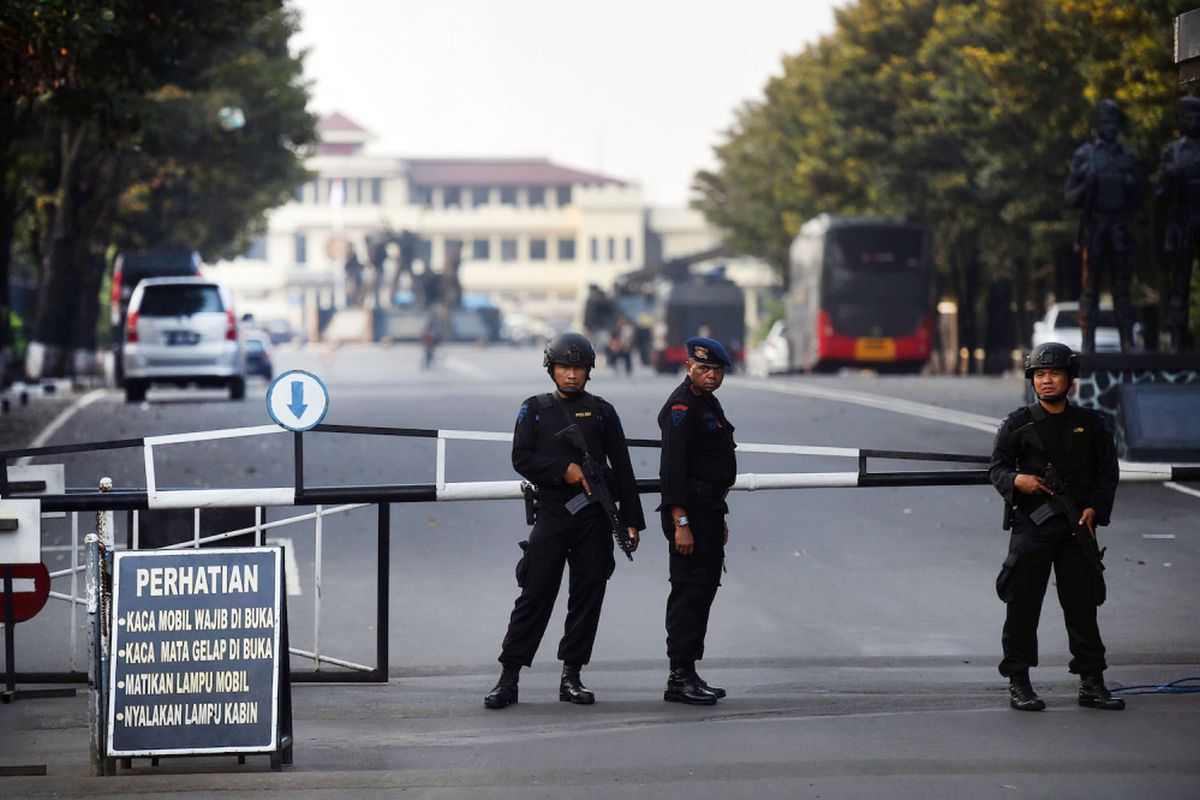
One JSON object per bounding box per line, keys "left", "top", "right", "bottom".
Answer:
{"left": 266, "top": 370, "right": 329, "bottom": 431}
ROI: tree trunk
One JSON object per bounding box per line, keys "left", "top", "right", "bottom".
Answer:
{"left": 955, "top": 235, "right": 981, "bottom": 375}
{"left": 29, "top": 120, "right": 89, "bottom": 379}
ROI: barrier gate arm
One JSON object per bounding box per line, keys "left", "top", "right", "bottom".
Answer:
{"left": 1, "top": 423, "right": 1198, "bottom": 512}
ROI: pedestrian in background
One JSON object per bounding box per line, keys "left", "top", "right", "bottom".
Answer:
{"left": 657, "top": 336, "right": 736, "bottom": 705}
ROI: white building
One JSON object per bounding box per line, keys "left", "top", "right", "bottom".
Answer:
{"left": 208, "top": 112, "right": 776, "bottom": 336}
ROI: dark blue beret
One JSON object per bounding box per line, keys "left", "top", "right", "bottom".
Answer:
{"left": 685, "top": 336, "right": 732, "bottom": 366}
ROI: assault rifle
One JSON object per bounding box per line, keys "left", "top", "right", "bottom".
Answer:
{"left": 1034, "top": 463, "right": 1106, "bottom": 579}
{"left": 1013, "top": 422, "right": 1106, "bottom": 583}
{"left": 555, "top": 423, "right": 635, "bottom": 561}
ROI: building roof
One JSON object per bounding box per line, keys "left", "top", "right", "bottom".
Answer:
{"left": 406, "top": 158, "right": 627, "bottom": 187}
{"left": 316, "top": 112, "right": 369, "bottom": 133}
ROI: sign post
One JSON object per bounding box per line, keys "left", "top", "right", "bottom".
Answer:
{"left": 105, "top": 547, "right": 292, "bottom": 770}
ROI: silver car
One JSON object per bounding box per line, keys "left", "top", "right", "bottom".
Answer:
{"left": 1031, "top": 302, "right": 1127, "bottom": 354}
{"left": 121, "top": 278, "right": 246, "bottom": 402}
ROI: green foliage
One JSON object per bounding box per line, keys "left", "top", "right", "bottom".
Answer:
{"left": 0, "top": 0, "right": 316, "bottom": 368}
{"left": 695, "top": 0, "right": 1188, "bottom": 303}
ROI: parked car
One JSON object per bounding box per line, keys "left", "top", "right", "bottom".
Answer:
{"left": 242, "top": 330, "right": 274, "bottom": 381}
{"left": 262, "top": 318, "right": 299, "bottom": 346}
{"left": 748, "top": 319, "right": 790, "bottom": 376}
{"left": 1031, "top": 302, "right": 1127, "bottom": 354}
{"left": 110, "top": 251, "right": 202, "bottom": 383}
{"left": 121, "top": 278, "right": 246, "bottom": 402}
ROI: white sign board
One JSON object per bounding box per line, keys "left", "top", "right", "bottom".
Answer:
{"left": 3, "top": 464, "right": 66, "bottom": 518}
{"left": 0, "top": 499, "right": 42, "bottom": 565}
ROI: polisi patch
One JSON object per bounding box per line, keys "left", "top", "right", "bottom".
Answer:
{"left": 517, "top": 403, "right": 529, "bottom": 424}
{"left": 671, "top": 403, "right": 688, "bottom": 426}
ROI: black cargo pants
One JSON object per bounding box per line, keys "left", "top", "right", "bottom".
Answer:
{"left": 499, "top": 503, "right": 615, "bottom": 668}
{"left": 663, "top": 491, "right": 725, "bottom": 668}
{"left": 996, "top": 511, "right": 1107, "bottom": 677}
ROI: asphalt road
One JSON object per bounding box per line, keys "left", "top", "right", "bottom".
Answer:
{"left": 4, "top": 342, "right": 1199, "bottom": 798}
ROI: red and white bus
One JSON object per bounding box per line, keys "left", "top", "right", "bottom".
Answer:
{"left": 785, "top": 215, "right": 934, "bottom": 373}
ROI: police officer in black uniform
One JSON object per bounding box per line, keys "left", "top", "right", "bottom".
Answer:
{"left": 484, "top": 332, "right": 644, "bottom": 709}
{"left": 1154, "top": 95, "right": 1200, "bottom": 352}
{"left": 989, "top": 342, "right": 1124, "bottom": 711}
{"left": 1064, "top": 99, "right": 1143, "bottom": 353}
{"left": 658, "top": 336, "right": 736, "bottom": 705}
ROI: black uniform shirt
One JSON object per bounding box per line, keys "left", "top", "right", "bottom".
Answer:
{"left": 989, "top": 402, "right": 1119, "bottom": 526}
{"left": 512, "top": 390, "right": 645, "bottom": 530}
{"left": 657, "top": 377, "right": 737, "bottom": 510}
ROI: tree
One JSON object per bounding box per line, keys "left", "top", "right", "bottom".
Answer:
{"left": 0, "top": 1, "right": 315, "bottom": 378}
{"left": 694, "top": 0, "right": 1192, "bottom": 369}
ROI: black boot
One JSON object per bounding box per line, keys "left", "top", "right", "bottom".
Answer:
{"left": 1008, "top": 672, "right": 1045, "bottom": 711}
{"left": 694, "top": 671, "right": 726, "bottom": 699}
{"left": 559, "top": 663, "right": 595, "bottom": 705}
{"left": 484, "top": 665, "right": 520, "bottom": 709}
{"left": 1078, "top": 673, "right": 1125, "bottom": 710}
{"left": 664, "top": 667, "right": 717, "bottom": 705}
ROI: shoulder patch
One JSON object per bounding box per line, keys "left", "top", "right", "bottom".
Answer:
{"left": 516, "top": 403, "right": 529, "bottom": 424}
{"left": 671, "top": 403, "right": 688, "bottom": 426}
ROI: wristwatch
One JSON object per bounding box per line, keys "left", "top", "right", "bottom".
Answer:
{"left": 674, "top": 515, "right": 689, "bottom": 527}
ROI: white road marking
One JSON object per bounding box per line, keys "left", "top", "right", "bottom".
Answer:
{"left": 1142, "top": 534, "right": 1176, "bottom": 539}
{"left": 441, "top": 357, "right": 476, "bottom": 376}
{"left": 267, "top": 536, "right": 303, "bottom": 596}
{"left": 736, "top": 377, "right": 1001, "bottom": 433}
{"left": 17, "top": 388, "right": 109, "bottom": 466}
{"left": 1164, "top": 481, "right": 1200, "bottom": 501}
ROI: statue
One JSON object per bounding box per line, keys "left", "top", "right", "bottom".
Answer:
{"left": 1154, "top": 95, "right": 1200, "bottom": 352}
{"left": 1064, "top": 99, "right": 1143, "bottom": 353}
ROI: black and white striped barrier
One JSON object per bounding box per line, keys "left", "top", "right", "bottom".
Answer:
{"left": 2, "top": 423, "right": 1198, "bottom": 512}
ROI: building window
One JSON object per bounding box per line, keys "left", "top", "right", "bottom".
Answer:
{"left": 501, "top": 239, "right": 518, "bottom": 262}
{"left": 558, "top": 238, "right": 575, "bottom": 261}
{"left": 443, "top": 186, "right": 462, "bottom": 208}
{"left": 293, "top": 184, "right": 305, "bottom": 203}
{"left": 624, "top": 236, "right": 633, "bottom": 262}
{"left": 590, "top": 237, "right": 599, "bottom": 261}
{"left": 530, "top": 238, "right": 547, "bottom": 261}
{"left": 445, "top": 238, "right": 464, "bottom": 264}
{"left": 472, "top": 238, "right": 490, "bottom": 260}
{"left": 472, "top": 186, "right": 490, "bottom": 206}
{"left": 556, "top": 185, "right": 572, "bottom": 206}
{"left": 500, "top": 186, "right": 518, "bottom": 206}
{"left": 419, "top": 239, "right": 432, "bottom": 265}
{"left": 244, "top": 235, "right": 267, "bottom": 261}
{"left": 370, "top": 178, "right": 382, "bottom": 204}
{"left": 311, "top": 179, "right": 321, "bottom": 203}
{"left": 528, "top": 186, "right": 545, "bottom": 207}
{"left": 410, "top": 184, "right": 432, "bottom": 207}
{"left": 294, "top": 233, "right": 307, "bottom": 265}
{"left": 607, "top": 237, "right": 615, "bottom": 261}
{"left": 353, "top": 178, "right": 363, "bottom": 204}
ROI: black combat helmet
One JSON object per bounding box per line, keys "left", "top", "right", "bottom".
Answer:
{"left": 1024, "top": 342, "right": 1079, "bottom": 379}
{"left": 543, "top": 332, "right": 596, "bottom": 372}
{"left": 1025, "top": 342, "right": 1078, "bottom": 403}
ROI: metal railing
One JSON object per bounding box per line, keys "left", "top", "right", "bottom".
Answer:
{"left": 5, "top": 421, "right": 1198, "bottom": 686}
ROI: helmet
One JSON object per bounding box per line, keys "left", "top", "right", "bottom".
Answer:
{"left": 1024, "top": 342, "right": 1078, "bottom": 379}
{"left": 543, "top": 332, "right": 595, "bottom": 371}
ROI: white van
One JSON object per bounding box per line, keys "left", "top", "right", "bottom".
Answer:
{"left": 121, "top": 278, "right": 246, "bottom": 402}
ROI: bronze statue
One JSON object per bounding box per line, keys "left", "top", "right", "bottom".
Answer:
{"left": 1154, "top": 95, "right": 1200, "bottom": 352}
{"left": 1064, "top": 99, "right": 1143, "bottom": 353}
